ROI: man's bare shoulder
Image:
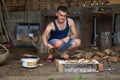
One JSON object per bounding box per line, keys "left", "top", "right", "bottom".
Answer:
{"left": 67, "top": 17, "right": 73, "bottom": 21}
{"left": 45, "top": 21, "right": 55, "bottom": 31}
{"left": 47, "top": 22, "right": 54, "bottom": 28}
{"left": 67, "top": 17, "right": 74, "bottom": 25}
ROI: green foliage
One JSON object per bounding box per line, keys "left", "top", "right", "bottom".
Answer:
{"left": 48, "top": 77, "right": 54, "bottom": 80}
{"left": 75, "top": 75, "right": 83, "bottom": 80}
{"left": 47, "top": 76, "right": 83, "bottom": 80}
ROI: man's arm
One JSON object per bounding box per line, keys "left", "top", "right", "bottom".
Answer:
{"left": 61, "top": 18, "right": 77, "bottom": 43}
{"left": 68, "top": 18, "right": 78, "bottom": 39}
{"left": 41, "top": 23, "right": 54, "bottom": 49}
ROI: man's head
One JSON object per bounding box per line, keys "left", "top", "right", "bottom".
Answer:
{"left": 57, "top": 6, "right": 68, "bottom": 13}
{"left": 56, "top": 6, "right": 68, "bottom": 24}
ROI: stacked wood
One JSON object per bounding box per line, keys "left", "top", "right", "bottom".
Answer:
{"left": 71, "top": 50, "right": 85, "bottom": 59}
{"left": 21, "top": 36, "right": 38, "bottom": 42}
{"left": 104, "top": 49, "right": 118, "bottom": 56}
{"left": 84, "top": 52, "right": 95, "bottom": 59}
{"left": 108, "top": 56, "right": 120, "bottom": 63}
{"left": 112, "top": 46, "right": 120, "bottom": 52}
{"left": 95, "top": 52, "right": 106, "bottom": 57}
{"left": 72, "top": 48, "right": 120, "bottom": 63}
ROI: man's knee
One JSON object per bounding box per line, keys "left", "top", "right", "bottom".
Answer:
{"left": 75, "top": 39, "right": 81, "bottom": 47}
{"left": 53, "top": 40, "right": 63, "bottom": 49}
{"left": 72, "top": 39, "right": 81, "bottom": 47}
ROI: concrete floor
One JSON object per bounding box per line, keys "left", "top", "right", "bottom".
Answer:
{"left": 0, "top": 47, "right": 120, "bottom": 80}
{"left": 0, "top": 55, "right": 120, "bottom": 80}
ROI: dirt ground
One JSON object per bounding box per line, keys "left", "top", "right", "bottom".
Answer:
{"left": 0, "top": 47, "right": 120, "bottom": 80}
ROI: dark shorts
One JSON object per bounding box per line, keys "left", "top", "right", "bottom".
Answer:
{"left": 48, "top": 39, "right": 74, "bottom": 53}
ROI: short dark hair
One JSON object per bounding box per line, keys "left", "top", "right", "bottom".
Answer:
{"left": 57, "top": 6, "right": 68, "bottom": 12}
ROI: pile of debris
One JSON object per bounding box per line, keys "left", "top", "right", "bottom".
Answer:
{"left": 71, "top": 47, "right": 120, "bottom": 64}
{"left": 55, "top": 47, "right": 120, "bottom": 73}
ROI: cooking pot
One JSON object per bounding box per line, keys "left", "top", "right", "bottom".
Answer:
{"left": 21, "top": 58, "right": 38, "bottom": 68}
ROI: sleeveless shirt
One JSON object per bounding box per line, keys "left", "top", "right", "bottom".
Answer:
{"left": 48, "top": 18, "right": 69, "bottom": 41}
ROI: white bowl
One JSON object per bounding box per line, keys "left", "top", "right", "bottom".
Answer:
{"left": 21, "top": 58, "right": 38, "bottom": 68}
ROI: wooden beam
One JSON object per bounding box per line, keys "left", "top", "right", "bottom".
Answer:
{"left": 1, "top": 0, "right": 10, "bottom": 20}
{"left": 107, "top": 0, "right": 120, "bottom": 5}
{"left": 0, "top": 4, "right": 10, "bottom": 43}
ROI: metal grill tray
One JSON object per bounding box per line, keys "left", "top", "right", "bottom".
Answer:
{"left": 55, "top": 59, "right": 100, "bottom": 73}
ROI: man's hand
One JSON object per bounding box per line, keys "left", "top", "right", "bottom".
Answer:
{"left": 61, "top": 36, "right": 70, "bottom": 43}
{"left": 45, "top": 43, "right": 53, "bottom": 49}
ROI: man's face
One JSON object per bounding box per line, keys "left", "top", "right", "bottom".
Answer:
{"left": 56, "top": 10, "right": 67, "bottom": 23}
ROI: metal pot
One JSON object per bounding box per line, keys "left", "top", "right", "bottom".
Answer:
{"left": 21, "top": 58, "right": 38, "bottom": 68}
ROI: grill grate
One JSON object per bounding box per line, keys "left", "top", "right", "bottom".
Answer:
{"left": 55, "top": 59, "right": 100, "bottom": 73}
{"left": 62, "top": 63, "right": 98, "bottom": 73}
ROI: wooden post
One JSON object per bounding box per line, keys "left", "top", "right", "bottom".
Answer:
{"left": 0, "top": 3, "right": 10, "bottom": 43}
{"left": 100, "top": 32, "right": 112, "bottom": 50}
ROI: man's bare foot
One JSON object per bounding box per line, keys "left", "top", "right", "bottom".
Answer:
{"left": 61, "top": 53, "right": 69, "bottom": 60}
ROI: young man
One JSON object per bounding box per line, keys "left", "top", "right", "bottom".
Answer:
{"left": 42, "top": 6, "right": 81, "bottom": 62}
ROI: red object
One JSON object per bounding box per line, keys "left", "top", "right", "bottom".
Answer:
{"left": 98, "top": 63, "right": 104, "bottom": 72}
{"left": 46, "top": 58, "right": 53, "bottom": 63}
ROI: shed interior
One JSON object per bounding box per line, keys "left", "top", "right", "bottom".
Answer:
{"left": 0, "top": 0, "right": 120, "bottom": 53}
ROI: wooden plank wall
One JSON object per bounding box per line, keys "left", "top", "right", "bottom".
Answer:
{"left": 108, "top": 0, "right": 120, "bottom": 5}
{"left": 96, "top": 12, "right": 113, "bottom": 47}
{"left": 80, "top": 8, "right": 94, "bottom": 46}
{"left": 96, "top": 13, "right": 113, "bottom": 33}
{"left": 5, "top": 0, "right": 110, "bottom": 12}
{"left": 2, "top": 0, "right": 119, "bottom": 52}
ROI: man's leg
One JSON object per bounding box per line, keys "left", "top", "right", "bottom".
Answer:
{"left": 47, "top": 38, "right": 81, "bottom": 61}
{"left": 60, "top": 39, "right": 81, "bottom": 59}
{"left": 46, "top": 39, "right": 63, "bottom": 62}
{"left": 46, "top": 49, "right": 54, "bottom": 62}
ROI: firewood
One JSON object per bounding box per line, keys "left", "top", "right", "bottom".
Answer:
{"left": 102, "top": 56, "right": 109, "bottom": 60}
{"left": 85, "top": 52, "right": 95, "bottom": 59}
{"left": 75, "top": 50, "right": 85, "bottom": 53}
{"left": 95, "top": 52, "right": 105, "bottom": 57}
{"left": 110, "top": 50, "right": 118, "bottom": 56}
{"left": 108, "top": 56, "right": 120, "bottom": 63}
{"left": 21, "top": 36, "right": 38, "bottom": 42}
{"left": 71, "top": 52, "right": 83, "bottom": 59}
{"left": 93, "top": 56, "right": 102, "bottom": 61}
{"left": 21, "top": 36, "right": 31, "bottom": 42}
{"left": 104, "top": 49, "right": 119, "bottom": 56}
{"left": 113, "top": 46, "right": 120, "bottom": 51}
{"left": 23, "top": 54, "right": 40, "bottom": 59}
{"left": 72, "top": 51, "right": 95, "bottom": 59}
{"left": 104, "top": 49, "right": 112, "bottom": 55}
